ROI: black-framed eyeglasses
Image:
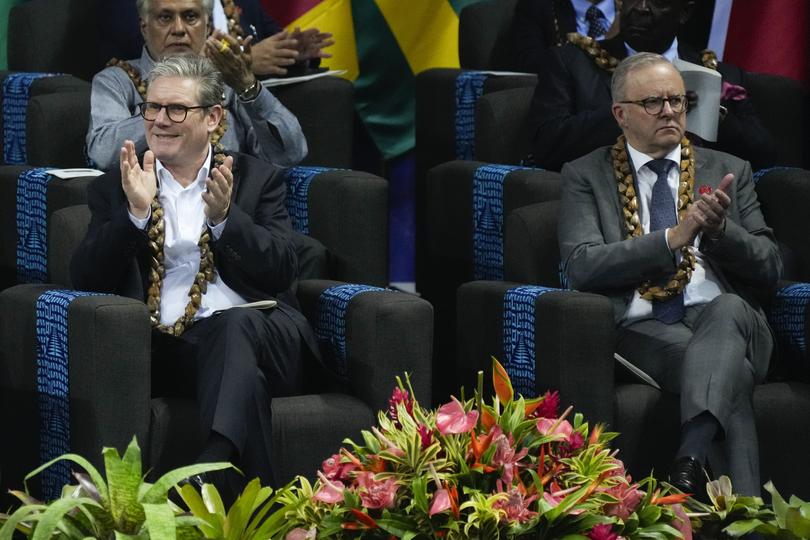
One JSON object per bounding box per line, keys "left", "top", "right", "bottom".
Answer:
{"left": 137, "top": 102, "right": 215, "bottom": 123}
{"left": 619, "top": 94, "right": 689, "bottom": 115}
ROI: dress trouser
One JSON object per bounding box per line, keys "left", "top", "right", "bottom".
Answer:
{"left": 615, "top": 293, "right": 773, "bottom": 496}
{"left": 152, "top": 306, "right": 306, "bottom": 487}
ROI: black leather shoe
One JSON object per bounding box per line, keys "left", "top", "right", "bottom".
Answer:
{"left": 669, "top": 456, "right": 710, "bottom": 502}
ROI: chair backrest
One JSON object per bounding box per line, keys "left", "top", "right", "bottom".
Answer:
{"left": 747, "top": 73, "right": 807, "bottom": 168}
{"left": 475, "top": 86, "right": 535, "bottom": 165}
{"left": 48, "top": 205, "right": 91, "bottom": 288}
{"left": 504, "top": 200, "right": 561, "bottom": 287}
{"left": 459, "top": 0, "right": 520, "bottom": 71}
{"left": 273, "top": 76, "right": 355, "bottom": 169}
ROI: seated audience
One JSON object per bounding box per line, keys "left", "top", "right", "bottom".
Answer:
{"left": 558, "top": 52, "right": 781, "bottom": 497}
{"left": 98, "top": 0, "right": 333, "bottom": 76}
{"left": 88, "top": 0, "right": 307, "bottom": 171}
{"left": 527, "top": 0, "right": 776, "bottom": 171}
{"left": 514, "top": 0, "right": 617, "bottom": 74}
{"left": 72, "top": 55, "right": 318, "bottom": 490}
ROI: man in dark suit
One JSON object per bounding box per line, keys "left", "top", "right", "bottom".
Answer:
{"left": 72, "top": 55, "right": 317, "bottom": 489}
{"left": 514, "top": 0, "right": 617, "bottom": 74}
{"left": 558, "top": 53, "right": 781, "bottom": 496}
{"left": 527, "top": 0, "right": 776, "bottom": 171}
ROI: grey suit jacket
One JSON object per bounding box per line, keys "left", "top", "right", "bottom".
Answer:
{"left": 558, "top": 145, "right": 783, "bottom": 323}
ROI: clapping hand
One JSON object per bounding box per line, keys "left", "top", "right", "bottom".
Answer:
{"left": 693, "top": 174, "right": 733, "bottom": 239}
{"left": 289, "top": 27, "right": 334, "bottom": 62}
{"left": 203, "top": 155, "right": 234, "bottom": 225}
{"left": 120, "top": 140, "right": 157, "bottom": 219}
{"left": 204, "top": 30, "right": 256, "bottom": 94}
{"left": 250, "top": 30, "right": 300, "bottom": 76}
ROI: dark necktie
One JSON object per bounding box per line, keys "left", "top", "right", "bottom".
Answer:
{"left": 585, "top": 5, "right": 609, "bottom": 39}
{"left": 646, "top": 159, "right": 685, "bottom": 323}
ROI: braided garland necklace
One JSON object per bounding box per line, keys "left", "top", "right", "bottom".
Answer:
{"left": 565, "top": 33, "right": 719, "bottom": 73}
{"left": 221, "top": 0, "right": 246, "bottom": 39}
{"left": 108, "top": 58, "right": 228, "bottom": 335}
{"left": 612, "top": 134, "right": 697, "bottom": 301}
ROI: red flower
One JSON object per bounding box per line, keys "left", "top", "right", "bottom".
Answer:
{"left": 588, "top": 523, "right": 619, "bottom": 540}
{"left": 321, "top": 452, "right": 358, "bottom": 482}
{"left": 699, "top": 184, "right": 713, "bottom": 195}
{"left": 604, "top": 480, "right": 644, "bottom": 520}
{"left": 388, "top": 387, "right": 414, "bottom": 428}
{"left": 492, "top": 485, "right": 538, "bottom": 524}
{"left": 491, "top": 432, "right": 528, "bottom": 485}
{"left": 356, "top": 472, "right": 399, "bottom": 509}
{"left": 533, "top": 390, "right": 560, "bottom": 419}
{"left": 436, "top": 398, "right": 478, "bottom": 435}
{"left": 417, "top": 423, "right": 433, "bottom": 449}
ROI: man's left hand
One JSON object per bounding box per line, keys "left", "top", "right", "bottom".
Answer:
{"left": 204, "top": 30, "right": 256, "bottom": 95}
{"left": 290, "top": 27, "right": 335, "bottom": 62}
{"left": 203, "top": 155, "right": 234, "bottom": 225}
{"left": 693, "top": 173, "right": 733, "bottom": 238}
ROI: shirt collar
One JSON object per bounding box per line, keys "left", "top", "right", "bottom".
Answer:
{"left": 572, "top": 0, "right": 615, "bottom": 23}
{"left": 626, "top": 141, "right": 681, "bottom": 178}
{"left": 155, "top": 144, "right": 213, "bottom": 192}
{"left": 625, "top": 36, "right": 680, "bottom": 63}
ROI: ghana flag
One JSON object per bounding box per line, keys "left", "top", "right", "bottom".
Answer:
{"left": 262, "top": 0, "right": 484, "bottom": 158}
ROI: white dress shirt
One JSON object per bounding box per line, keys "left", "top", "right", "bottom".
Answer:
{"left": 621, "top": 142, "right": 725, "bottom": 322}
{"left": 572, "top": 0, "right": 616, "bottom": 39}
{"left": 129, "top": 145, "right": 246, "bottom": 325}
{"left": 626, "top": 37, "right": 680, "bottom": 63}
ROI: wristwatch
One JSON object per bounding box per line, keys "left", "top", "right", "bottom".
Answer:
{"left": 237, "top": 79, "right": 261, "bottom": 102}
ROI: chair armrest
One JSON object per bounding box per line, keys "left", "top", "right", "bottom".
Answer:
{"left": 457, "top": 280, "right": 616, "bottom": 424}
{"left": 305, "top": 170, "right": 388, "bottom": 286}
{"left": 0, "top": 284, "right": 152, "bottom": 489}
{"left": 27, "top": 89, "right": 91, "bottom": 168}
{"left": 297, "top": 279, "right": 433, "bottom": 411}
{"left": 769, "top": 281, "right": 810, "bottom": 372}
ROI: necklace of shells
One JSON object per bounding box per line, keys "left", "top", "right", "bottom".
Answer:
{"left": 565, "top": 33, "right": 719, "bottom": 73}
{"left": 612, "top": 134, "right": 697, "bottom": 301}
{"left": 107, "top": 58, "right": 229, "bottom": 336}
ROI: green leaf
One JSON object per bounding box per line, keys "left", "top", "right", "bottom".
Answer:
{"left": 104, "top": 441, "right": 146, "bottom": 532}
{"left": 411, "top": 476, "right": 429, "bottom": 515}
{"left": 723, "top": 519, "right": 767, "bottom": 537}
{"left": 765, "top": 481, "right": 790, "bottom": 529}
{"left": 24, "top": 453, "right": 109, "bottom": 507}
{"left": 202, "top": 483, "right": 226, "bottom": 517}
{"left": 30, "top": 497, "right": 100, "bottom": 540}
{"left": 377, "top": 515, "right": 421, "bottom": 537}
{"left": 142, "top": 462, "right": 237, "bottom": 504}
{"left": 142, "top": 502, "right": 177, "bottom": 540}
{"left": 785, "top": 507, "right": 810, "bottom": 539}
{"left": 0, "top": 504, "right": 46, "bottom": 540}
{"left": 639, "top": 504, "right": 662, "bottom": 526}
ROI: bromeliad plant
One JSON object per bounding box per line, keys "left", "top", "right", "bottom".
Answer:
{"left": 275, "top": 358, "right": 694, "bottom": 539}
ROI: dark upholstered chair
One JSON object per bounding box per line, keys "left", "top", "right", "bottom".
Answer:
{"left": 456, "top": 167, "right": 810, "bottom": 498}
{"left": 746, "top": 73, "right": 807, "bottom": 168}
{"left": 0, "top": 167, "right": 431, "bottom": 503}
{"left": 422, "top": 160, "right": 560, "bottom": 401}
{"left": 458, "top": 0, "right": 520, "bottom": 71}
{"left": 474, "top": 86, "right": 536, "bottom": 166}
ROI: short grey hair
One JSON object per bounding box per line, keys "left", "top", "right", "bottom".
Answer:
{"left": 611, "top": 52, "right": 677, "bottom": 102}
{"left": 147, "top": 56, "right": 224, "bottom": 107}
{"left": 136, "top": 0, "right": 213, "bottom": 20}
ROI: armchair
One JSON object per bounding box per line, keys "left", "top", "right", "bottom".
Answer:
{"left": 0, "top": 168, "right": 433, "bottom": 505}
{"left": 456, "top": 167, "right": 810, "bottom": 498}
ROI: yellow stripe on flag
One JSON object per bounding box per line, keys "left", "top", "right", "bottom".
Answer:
{"left": 286, "top": 0, "right": 359, "bottom": 81}
{"left": 373, "top": 0, "right": 461, "bottom": 75}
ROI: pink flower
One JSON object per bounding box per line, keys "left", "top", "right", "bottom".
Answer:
{"left": 588, "top": 523, "right": 619, "bottom": 540}
{"left": 699, "top": 184, "right": 713, "bottom": 195}
{"left": 356, "top": 472, "right": 398, "bottom": 509}
{"left": 312, "top": 472, "right": 345, "bottom": 504}
{"left": 388, "top": 387, "right": 414, "bottom": 428}
{"left": 491, "top": 432, "right": 528, "bottom": 485}
{"left": 534, "top": 390, "right": 560, "bottom": 419}
{"left": 321, "top": 453, "right": 357, "bottom": 482}
{"left": 436, "top": 398, "right": 478, "bottom": 435}
{"left": 417, "top": 423, "right": 433, "bottom": 449}
{"left": 537, "top": 417, "right": 573, "bottom": 438}
{"left": 604, "top": 481, "right": 644, "bottom": 520}
{"left": 559, "top": 431, "right": 585, "bottom": 457}
{"left": 429, "top": 488, "right": 451, "bottom": 516}
{"left": 285, "top": 527, "right": 316, "bottom": 540}
{"left": 492, "top": 486, "right": 538, "bottom": 524}
{"left": 671, "top": 503, "right": 693, "bottom": 540}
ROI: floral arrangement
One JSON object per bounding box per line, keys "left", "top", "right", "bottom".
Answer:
{"left": 276, "top": 359, "right": 694, "bottom": 539}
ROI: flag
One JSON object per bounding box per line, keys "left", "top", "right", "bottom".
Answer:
{"left": 262, "top": 0, "right": 484, "bottom": 158}
{"left": 0, "top": 0, "right": 26, "bottom": 70}
{"left": 708, "top": 0, "right": 810, "bottom": 86}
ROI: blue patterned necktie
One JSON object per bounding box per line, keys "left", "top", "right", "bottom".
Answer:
{"left": 585, "top": 5, "right": 609, "bottom": 39}
{"left": 647, "top": 158, "right": 685, "bottom": 323}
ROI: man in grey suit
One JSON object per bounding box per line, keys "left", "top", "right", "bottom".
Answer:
{"left": 558, "top": 52, "right": 781, "bottom": 497}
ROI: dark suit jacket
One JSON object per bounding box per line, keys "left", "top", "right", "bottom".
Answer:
{"left": 70, "top": 151, "right": 317, "bottom": 352}
{"left": 558, "top": 145, "right": 783, "bottom": 323}
{"left": 528, "top": 36, "right": 778, "bottom": 171}
{"left": 514, "top": 0, "right": 576, "bottom": 74}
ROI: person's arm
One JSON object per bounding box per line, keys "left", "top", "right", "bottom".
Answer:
{"left": 513, "top": 0, "right": 553, "bottom": 74}
{"left": 558, "top": 157, "right": 681, "bottom": 292}
{"left": 212, "top": 160, "right": 299, "bottom": 295}
{"left": 86, "top": 67, "right": 147, "bottom": 171}
{"left": 699, "top": 159, "right": 782, "bottom": 287}
{"left": 527, "top": 46, "right": 619, "bottom": 171}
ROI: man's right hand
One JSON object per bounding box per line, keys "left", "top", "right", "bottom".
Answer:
{"left": 120, "top": 140, "right": 157, "bottom": 219}
{"left": 250, "top": 31, "right": 300, "bottom": 76}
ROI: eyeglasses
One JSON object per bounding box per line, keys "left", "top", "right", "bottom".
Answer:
{"left": 619, "top": 94, "right": 689, "bottom": 115}
{"left": 137, "top": 102, "right": 215, "bottom": 123}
